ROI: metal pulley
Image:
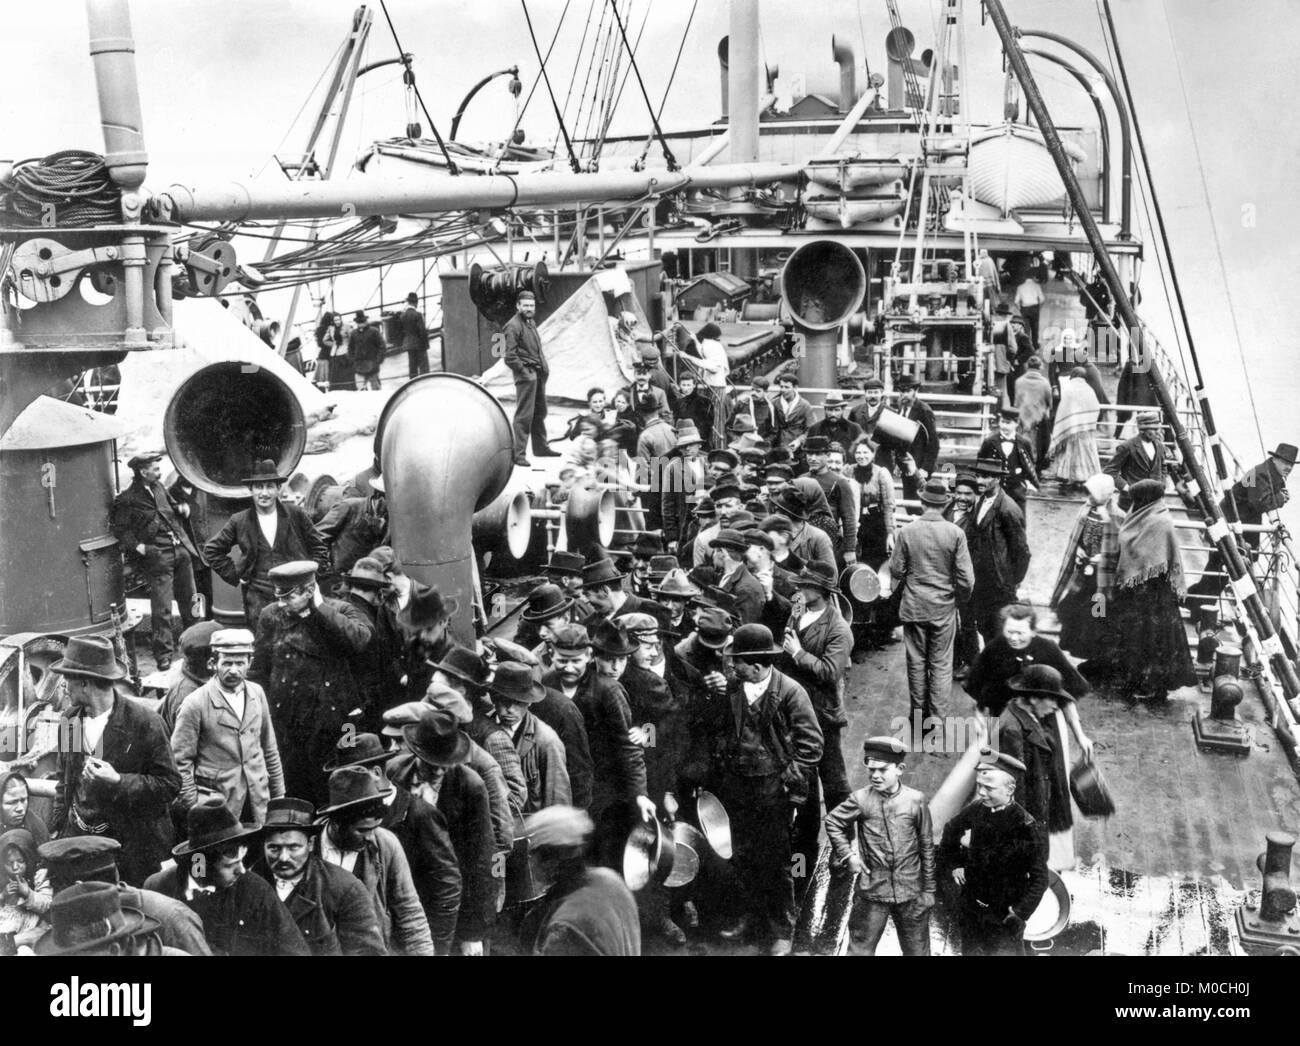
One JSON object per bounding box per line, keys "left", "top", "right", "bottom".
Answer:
{"left": 179, "top": 234, "right": 238, "bottom": 295}
{"left": 11, "top": 237, "right": 121, "bottom": 303}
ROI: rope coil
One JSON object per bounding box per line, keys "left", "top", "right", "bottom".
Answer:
{"left": 0, "top": 151, "right": 122, "bottom": 227}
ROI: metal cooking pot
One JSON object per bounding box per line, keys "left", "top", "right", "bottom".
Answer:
{"left": 1024, "top": 870, "right": 1071, "bottom": 944}
{"left": 622, "top": 816, "right": 675, "bottom": 891}
{"left": 694, "top": 789, "right": 733, "bottom": 860}
{"left": 665, "top": 823, "right": 705, "bottom": 888}
{"left": 504, "top": 814, "right": 551, "bottom": 906}
{"left": 873, "top": 408, "right": 919, "bottom": 451}
{"left": 840, "top": 563, "right": 882, "bottom": 604}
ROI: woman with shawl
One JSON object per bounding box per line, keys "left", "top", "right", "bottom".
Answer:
{"left": 1013, "top": 354, "right": 1054, "bottom": 469}
{"left": 1050, "top": 474, "right": 1123, "bottom": 661}
{"left": 1093, "top": 478, "right": 1196, "bottom": 698}
{"left": 1049, "top": 366, "right": 1102, "bottom": 487}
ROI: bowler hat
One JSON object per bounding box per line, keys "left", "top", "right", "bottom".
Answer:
{"left": 521, "top": 583, "right": 574, "bottom": 623}
{"left": 347, "top": 557, "right": 389, "bottom": 589}
{"left": 429, "top": 644, "right": 490, "bottom": 689}
{"left": 999, "top": 406, "right": 1020, "bottom": 421}
{"left": 972, "top": 456, "right": 1008, "bottom": 477}
{"left": 1008, "top": 664, "right": 1076, "bottom": 704}
{"left": 794, "top": 560, "right": 840, "bottom": 593}
{"left": 654, "top": 568, "right": 701, "bottom": 599}
{"left": 324, "top": 732, "right": 396, "bottom": 772}
{"left": 674, "top": 421, "right": 703, "bottom": 447}
{"left": 583, "top": 558, "right": 627, "bottom": 587}
{"left": 632, "top": 533, "right": 664, "bottom": 559}
{"left": 35, "top": 882, "right": 158, "bottom": 956}
{"left": 172, "top": 797, "right": 261, "bottom": 858}
{"left": 397, "top": 583, "right": 460, "bottom": 630}
{"left": 210, "top": 628, "right": 255, "bottom": 655}
{"left": 1270, "top": 443, "right": 1299, "bottom": 466}
{"left": 730, "top": 623, "right": 783, "bottom": 660}
{"left": 895, "top": 374, "right": 920, "bottom": 391}
{"left": 863, "top": 736, "right": 909, "bottom": 765}
{"left": 694, "top": 607, "right": 735, "bottom": 649}
{"left": 38, "top": 836, "right": 122, "bottom": 884}
{"left": 354, "top": 310, "right": 368, "bottom": 323}
{"left": 823, "top": 391, "right": 849, "bottom": 408}
{"left": 262, "top": 797, "right": 321, "bottom": 834}
{"left": 316, "top": 766, "right": 394, "bottom": 823}
{"left": 127, "top": 451, "right": 163, "bottom": 471}
{"left": 179, "top": 621, "right": 222, "bottom": 662}
{"left": 648, "top": 555, "right": 679, "bottom": 580}
{"left": 243, "top": 458, "right": 288, "bottom": 485}
{"left": 269, "top": 560, "right": 319, "bottom": 591}
{"left": 49, "top": 635, "right": 127, "bottom": 682}
{"left": 805, "top": 435, "right": 831, "bottom": 454}
{"left": 976, "top": 746, "right": 1027, "bottom": 776}
{"left": 402, "top": 707, "right": 471, "bottom": 769}
{"left": 919, "top": 479, "right": 952, "bottom": 506}
{"left": 590, "top": 620, "right": 636, "bottom": 657}
{"left": 488, "top": 661, "right": 546, "bottom": 705}
{"left": 709, "top": 528, "right": 749, "bottom": 555}
{"left": 546, "top": 550, "right": 586, "bottom": 578}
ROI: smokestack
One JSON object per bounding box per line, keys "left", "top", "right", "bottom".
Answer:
{"left": 832, "top": 35, "right": 856, "bottom": 114}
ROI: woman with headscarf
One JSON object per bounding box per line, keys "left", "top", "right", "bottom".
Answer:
{"left": 1048, "top": 367, "right": 1102, "bottom": 488}
{"left": 1013, "top": 355, "right": 1054, "bottom": 470}
{"left": 1051, "top": 474, "right": 1123, "bottom": 661}
{"left": 1093, "top": 478, "right": 1196, "bottom": 699}
{"left": 0, "top": 770, "right": 48, "bottom": 847}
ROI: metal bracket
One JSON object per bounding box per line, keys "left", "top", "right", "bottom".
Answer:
{"left": 180, "top": 235, "right": 238, "bottom": 295}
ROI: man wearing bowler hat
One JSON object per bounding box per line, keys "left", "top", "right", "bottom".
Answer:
{"left": 545, "top": 549, "right": 594, "bottom": 618}
{"left": 49, "top": 635, "right": 180, "bottom": 887}
{"left": 347, "top": 309, "right": 384, "bottom": 390}
{"left": 250, "top": 560, "right": 373, "bottom": 808}
{"left": 709, "top": 623, "right": 821, "bottom": 955}
{"left": 825, "top": 736, "right": 935, "bottom": 955}
{"left": 709, "top": 529, "right": 767, "bottom": 626}
{"left": 171, "top": 627, "right": 284, "bottom": 825}
{"left": 808, "top": 390, "right": 864, "bottom": 455}
{"left": 144, "top": 797, "right": 309, "bottom": 956}
{"left": 978, "top": 406, "right": 1040, "bottom": 523}
{"left": 889, "top": 479, "right": 974, "bottom": 726}
{"left": 400, "top": 290, "right": 431, "bottom": 377}
{"left": 966, "top": 457, "right": 1031, "bottom": 643}
{"left": 111, "top": 450, "right": 201, "bottom": 670}
{"left": 1104, "top": 411, "right": 1167, "bottom": 511}
{"left": 204, "top": 458, "right": 329, "bottom": 626}
{"left": 315, "top": 766, "right": 434, "bottom": 955}
{"left": 938, "top": 747, "right": 1049, "bottom": 956}
{"left": 893, "top": 374, "right": 938, "bottom": 503}
{"left": 514, "top": 581, "right": 575, "bottom": 656}
{"left": 398, "top": 582, "right": 461, "bottom": 699}
{"left": 504, "top": 289, "right": 560, "bottom": 467}
{"left": 581, "top": 556, "right": 664, "bottom": 628}
{"left": 340, "top": 556, "right": 403, "bottom": 732}
{"left": 251, "top": 796, "right": 387, "bottom": 955}
{"left": 490, "top": 661, "right": 572, "bottom": 812}
{"left": 1220, "top": 441, "right": 1296, "bottom": 555}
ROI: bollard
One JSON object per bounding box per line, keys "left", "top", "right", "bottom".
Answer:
{"left": 1236, "top": 831, "right": 1300, "bottom": 953}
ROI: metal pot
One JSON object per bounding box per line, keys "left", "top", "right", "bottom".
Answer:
{"left": 504, "top": 815, "right": 551, "bottom": 906}
{"left": 1069, "top": 760, "right": 1116, "bottom": 819}
{"left": 665, "top": 823, "right": 705, "bottom": 888}
{"left": 840, "top": 563, "right": 882, "bottom": 604}
{"left": 873, "top": 408, "right": 919, "bottom": 451}
{"left": 622, "top": 816, "right": 675, "bottom": 892}
{"left": 1024, "top": 870, "right": 1071, "bottom": 944}
{"left": 694, "top": 789, "right": 733, "bottom": 860}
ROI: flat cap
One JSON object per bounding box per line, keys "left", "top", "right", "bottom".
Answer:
{"left": 268, "top": 561, "right": 319, "bottom": 588}
{"left": 210, "top": 628, "right": 255, "bottom": 653}
{"left": 976, "top": 746, "right": 1027, "bottom": 776}
{"left": 37, "top": 836, "right": 121, "bottom": 879}
{"left": 127, "top": 451, "right": 164, "bottom": 471}
{"left": 550, "top": 622, "right": 592, "bottom": 651}
{"left": 179, "top": 621, "right": 221, "bottom": 659}
{"left": 862, "top": 736, "right": 909, "bottom": 764}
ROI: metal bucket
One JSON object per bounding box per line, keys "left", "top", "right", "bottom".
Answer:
{"left": 873, "top": 408, "right": 918, "bottom": 451}
{"left": 840, "top": 563, "right": 882, "bottom": 604}
{"left": 1214, "top": 644, "right": 1242, "bottom": 678}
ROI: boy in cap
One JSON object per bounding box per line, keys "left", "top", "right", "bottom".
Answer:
{"left": 825, "top": 737, "right": 935, "bottom": 955}
{"left": 938, "top": 747, "right": 1049, "bottom": 955}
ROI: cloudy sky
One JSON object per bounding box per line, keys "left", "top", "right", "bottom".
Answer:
{"left": 5, "top": 0, "right": 1299, "bottom": 467}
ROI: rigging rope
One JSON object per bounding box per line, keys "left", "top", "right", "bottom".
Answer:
{"left": 378, "top": 1, "right": 460, "bottom": 174}
{"left": 607, "top": 0, "right": 678, "bottom": 170}
{"left": 637, "top": 0, "right": 698, "bottom": 168}
{"left": 595, "top": 0, "right": 652, "bottom": 164}
{"left": 522, "top": 0, "right": 583, "bottom": 172}
{"left": 497, "top": 0, "right": 574, "bottom": 171}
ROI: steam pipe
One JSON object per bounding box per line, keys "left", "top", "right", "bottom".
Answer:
{"left": 984, "top": 0, "right": 1300, "bottom": 706}
{"left": 718, "top": 36, "right": 729, "bottom": 120}
{"left": 85, "top": 0, "right": 147, "bottom": 195}
{"left": 377, "top": 373, "right": 515, "bottom": 647}
{"left": 154, "top": 161, "right": 799, "bottom": 222}
{"left": 1017, "top": 29, "right": 1131, "bottom": 240}
{"left": 1023, "top": 48, "right": 1110, "bottom": 225}
{"left": 832, "top": 35, "right": 856, "bottom": 114}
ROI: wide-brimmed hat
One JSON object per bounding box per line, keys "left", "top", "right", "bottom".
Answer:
{"left": 489, "top": 661, "right": 546, "bottom": 705}
{"left": 728, "top": 415, "right": 758, "bottom": 436}
{"left": 693, "top": 495, "right": 717, "bottom": 518}
{"left": 695, "top": 607, "right": 734, "bottom": 649}
{"left": 35, "top": 882, "right": 159, "bottom": 956}
{"left": 794, "top": 560, "right": 840, "bottom": 594}
{"left": 674, "top": 421, "right": 703, "bottom": 447}
{"left": 324, "top": 732, "right": 396, "bottom": 772}
{"left": 582, "top": 558, "right": 627, "bottom": 588}
{"left": 429, "top": 644, "right": 490, "bottom": 689}
{"left": 772, "top": 489, "right": 808, "bottom": 520}
{"left": 730, "top": 432, "right": 767, "bottom": 456}
{"left": 919, "top": 479, "right": 952, "bottom": 506}
{"left": 589, "top": 619, "right": 636, "bottom": 657}
{"left": 546, "top": 550, "right": 586, "bottom": 578}
{"left": 402, "top": 707, "right": 471, "bottom": 768}
{"left": 822, "top": 391, "right": 849, "bottom": 408}
{"left": 172, "top": 797, "right": 261, "bottom": 858}
{"left": 397, "top": 583, "right": 460, "bottom": 630}
{"left": 347, "top": 557, "right": 389, "bottom": 589}
{"left": 49, "top": 635, "right": 127, "bottom": 682}
{"left": 1270, "top": 443, "right": 1299, "bottom": 466}
{"left": 243, "top": 458, "right": 288, "bottom": 485}
{"left": 730, "top": 623, "right": 784, "bottom": 660}
{"left": 521, "top": 583, "right": 574, "bottom": 623}
{"left": 262, "top": 797, "right": 321, "bottom": 834}
{"left": 1008, "top": 664, "right": 1076, "bottom": 704}
{"left": 315, "top": 767, "right": 395, "bottom": 825}
{"left": 708, "top": 528, "right": 748, "bottom": 555}
{"left": 654, "top": 568, "right": 701, "bottom": 599}
{"left": 972, "top": 456, "right": 1008, "bottom": 477}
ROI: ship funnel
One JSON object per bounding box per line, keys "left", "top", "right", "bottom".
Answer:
{"left": 718, "top": 36, "right": 729, "bottom": 119}
{"left": 781, "top": 240, "right": 866, "bottom": 389}
{"left": 164, "top": 362, "right": 306, "bottom": 499}
{"left": 832, "top": 35, "right": 856, "bottom": 113}
{"left": 377, "top": 373, "right": 515, "bottom": 647}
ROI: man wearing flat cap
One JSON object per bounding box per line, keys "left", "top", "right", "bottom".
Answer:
{"left": 171, "top": 628, "right": 284, "bottom": 824}
{"left": 938, "top": 748, "right": 1049, "bottom": 955}
{"left": 250, "top": 560, "right": 374, "bottom": 808}
{"left": 159, "top": 620, "right": 220, "bottom": 733}
{"left": 1103, "top": 411, "right": 1167, "bottom": 511}
{"left": 111, "top": 450, "right": 201, "bottom": 670}
{"left": 825, "top": 737, "right": 935, "bottom": 955}
{"left": 339, "top": 556, "right": 404, "bottom": 733}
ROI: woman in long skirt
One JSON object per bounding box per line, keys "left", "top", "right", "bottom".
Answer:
{"left": 849, "top": 437, "right": 895, "bottom": 569}
{"left": 1048, "top": 367, "right": 1102, "bottom": 487}
{"left": 1093, "top": 478, "right": 1196, "bottom": 699}
{"left": 1050, "top": 473, "right": 1122, "bottom": 661}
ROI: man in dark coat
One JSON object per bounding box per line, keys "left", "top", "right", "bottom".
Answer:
{"left": 662, "top": 426, "right": 709, "bottom": 551}
{"left": 580, "top": 557, "right": 666, "bottom": 630}
{"left": 771, "top": 373, "right": 815, "bottom": 450}
{"left": 938, "top": 749, "right": 1049, "bottom": 956}
{"left": 49, "top": 636, "right": 180, "bottom": 887}
{"left": 674, "top": 374, "right": 714, "bottom": 448}
{"left": 1104, "top": 411, "right": 1167, "bottom": 511}
{"left": 338, "top": 558, "right": 403, "bottom": 732}
{"left": 203, "top": 458, "right": 329, "bottom": 626}
{"left": 504, "top": 289, "right": 559, "bottom": 467}
{"left": 252, "top": 797, "right": 387, "bottom": 955}
{"left": 966, "top": 458, "right": 1031, "bottom": 642}
{"left": 848, "top": 377, "right": 887, "bottom": 440}
{"left": 348, "top": 310, "right": 385, "bottom": 390}
{"left": 111, "top": 451, "right": 200, "bottom": 669}
{"left": 805, "top": 435, "right": 859, "bottom": 564}
{"left": 807, "top": 390, "right": 864, "bottom": 455}
{"left": 1223, "top": 442, "right": 1296, "bottom": 551}
{"left": 894, "top": 375, "right": 939, "bottom": 503}
{"left": 167, "top": 473, "right": 214, "bottom": 620}
{"left": 977, "top": 408, "right": 1040, "bottom": 523}
{"left": 708, "top": 529, "right": 767, "bottom": 626}
{"left": 316, "top": 478, "right": 389, "bottom": 587}
{"left": 400, "top": 291, "right": 431, "bottom": 377}
{"left": 997, "top": 667, "right": 1078, "bottom": 836}
{"left": 144, "top": 798, "right": 310, "bottom": 956}
{"left": 709, "top": 625, "right": 822, "bottom": 955}
{"left": 249, "top": 561, "right": 373, "bottom": 808}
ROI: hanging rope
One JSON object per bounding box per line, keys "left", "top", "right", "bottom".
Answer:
{"left": 496, "top": 0, "right": 574, "bottom": 171}
{"left": 378, "top": 1, "right": 459, "bottom": 174}
{"left": 606, "top": 0, "right": 678, "bottom": 170}
{"left": 521, "top": 0, "right": 583, "bottom": 172}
